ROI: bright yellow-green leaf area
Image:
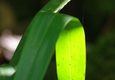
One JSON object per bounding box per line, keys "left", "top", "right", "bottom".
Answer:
{"left": 56, "top": 23, "right": 86, "bottom": 80}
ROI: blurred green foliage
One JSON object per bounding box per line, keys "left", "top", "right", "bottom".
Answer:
{"left": 87, "top": 30, "right": 115, "bottom": 80}
{"left": 83, "top": 0, "right": 115, "bottom": 14}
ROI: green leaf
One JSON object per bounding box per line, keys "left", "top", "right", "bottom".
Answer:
{"left": 56, "top": 18, "right": 86, "bottom": 80}
{"left": 9, "top": 12, "right": 86, "bottom": 80}
{"left": 6, "top": 0, "right": 86, "bottom": 80}
{"left": 10, "top": 12, "right": 76, "bottom": 80}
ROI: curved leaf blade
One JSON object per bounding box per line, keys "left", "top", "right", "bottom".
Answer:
{"left": 11, "top": 12, "right": 73, "bottom": 80}
{"left": 56, "top": 18, "right": 86, "bottom": 80}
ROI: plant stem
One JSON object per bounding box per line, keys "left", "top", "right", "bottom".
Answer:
{"left": 40, "top": 0, "right": 71, "bottom": 13}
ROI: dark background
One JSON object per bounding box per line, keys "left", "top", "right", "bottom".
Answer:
{"left": 0, "top": 0, "right": 115, "bottom": 80}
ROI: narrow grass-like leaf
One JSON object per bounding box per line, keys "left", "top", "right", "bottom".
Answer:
{"left": 0, "top": 0, "right": 86, "bottom": 80}
{"left": 10, "top": 12, "right": 73, "bottom": 80}
{"left": 56, "top": 18, "right": 86, "bottom": 80}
